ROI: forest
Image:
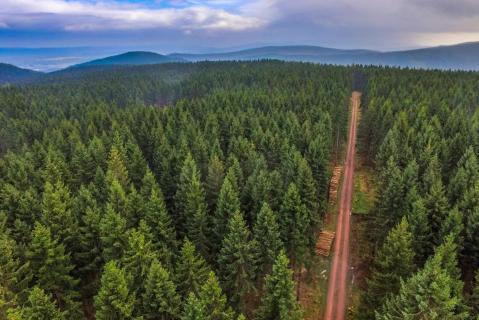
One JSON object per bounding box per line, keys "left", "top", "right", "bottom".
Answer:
{"left": 0, "top": 60, "right": 479, "bottom": 319}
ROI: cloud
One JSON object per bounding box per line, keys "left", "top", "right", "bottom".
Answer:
{"left": 0, "top": 0, "right": 265, "bottom": 31}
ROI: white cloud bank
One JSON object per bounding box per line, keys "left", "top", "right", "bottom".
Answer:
{"left": 0, "top": 0, "right": 265, "bottom": 31}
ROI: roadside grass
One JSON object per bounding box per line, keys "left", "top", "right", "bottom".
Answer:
{"left": 348, "top": 156, "right": 376, "bottom": 319}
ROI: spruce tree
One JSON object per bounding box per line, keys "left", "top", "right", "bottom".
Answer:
{"left": 212, "top": 175, "right": 241, "bottom": 255}
{"left": 175, "top": 239, "right": 211, "bottom": 298}
{"left": 174, "top": 154, "right": 210, "bottom": 256}
{"left": 376, "top": 236, "right": 468, "bottom": 320}
{"left": 255, "top": 251, "right": 302, "bottom": 320}
{"left": 406, "top": 198, "right": 431, "bottom": 264}
{"left": 205, "top": 155, "right": 225, "bottom": 211}
{"left": 253, "top": 202, "right": 283, "bottom": 276}
{"left": 99, "top": 204, "right": 128, "bottom": 262}
{"left": 94, "top": 261, "right": 135, "bottom": 320}
{"left": 26, "top": 223, "right": 80, "bottom": 318}
{"left": 181, "top": 293, "right": 206, "bottom": 320}
{"left": 218, "top": 211, "right": 257, "bottom": 311}
{"left": 196, "top": 272, "right": 235, "bottom": 320}
{"left": 11, "top": 287, "right": 64, "bottom": 320}
{"left": 144, "top": 188, "right": 177, "bottom": 268}
{"left": 107, "top": 145, "right": 130, "bottom": 190}
{"left": 141, "top": 259, "right": 181, "bottom": 320}
{"left": 360, "top": 218, "right": 415, "bottom": 319}
{"left": 120, "top": 228, "right": 158, "bottom": 295}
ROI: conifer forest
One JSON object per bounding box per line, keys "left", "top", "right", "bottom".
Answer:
{"left": 1, "top": 61, "right": 479, "bottom": 320}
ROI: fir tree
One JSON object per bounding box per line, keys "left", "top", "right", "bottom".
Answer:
{"left": 376, "top": 236, "right": 468, "bottom": 320}
{"left": 253, "top": 202, "right": 283, "bottom": 276}
{"left": 99, "top": 205, "right": 128, "bottom": 262}
{"left": 212, "top": 175, "right": 241, "bottom": 255}
{"left": 197, "top": 272, "right": 235, "bottom": 320}
{"left": 181, "top": 293, "right": 206, "bottom": 320}
{"left": 26, "top": 223, "right": 80, "bottom": 318}
{"left": 141, "top": 259, "right": 181, "bottom": 320}
{"left": 360, "top": 218, "right": 415, "bottom": 319}
{"left": 175, "top": 239, "right": 211, "bottom": 298}
{"left": 94, "top": 261, "right": 135, "bottom": 320}
{"left": 10, "top": 287, "right": 64, "bottom": 320}
{"left": 255, "top": 251, "right": 302, "bottom": 320}
{"left": 218, "top": 211, "right": 257, "bottom": 311}
{"left": 205, "top": 155, "right": 225, "bottom": 211}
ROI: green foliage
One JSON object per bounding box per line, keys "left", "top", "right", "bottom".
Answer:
{"left": 175, "top": 239, "right": 211, "bottom": 298}
{"left": 359, "top": 218, "right": 415, "bottom": 319}
{"left": 255, "top": 251, "right": 302, "bottom": 320}
{"left": 10, "top": 287, "right": 65, "bottom": 320}
{"left": 218, "top": 211, "right": 257, "bottom": 311}
{"left": 253, "top": 202, "right": 283, "bottom": 275}
{"left": 376, "top": 237, "right": 468, "bottom": 320}
{"left": 94, "top": 261, "right": 135, "bottom": 320}
{"left": 141, "top": 259, "right": 181, "bottom": 320}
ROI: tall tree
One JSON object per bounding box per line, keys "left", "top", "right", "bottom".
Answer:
{"left": 94, "top": 261, "right": 135, "bottom": 320}
{"left": 253, "top": 202, "right": 283, "bottom": 277}
{"left": 218, "top": 211, "right": 257, "bottom": 312}
{"left": 175, "top": 239, "right": 211, "bottom": 298}
{"left": 141, "top": 259, "right": 181, "bottom": 320}
{"left": 99, "top": 205, "right": 128, "bottom": 262}
{"left": 26, "top": 223, "right": 80, "bottom": 319}
{"left": 8, "top": 287, "right": 64, "bottom": 320}
{"left": 376, "top": 236, "right": 468, "bottom": 320}
{"left": 359, "top": 218, "right": 415, "bottom": 319}
{"left": 255, "top": 251, "right": 302, "bottom": 320}
{"left": 212, "top": 175, "right": 241, "bottom": 255}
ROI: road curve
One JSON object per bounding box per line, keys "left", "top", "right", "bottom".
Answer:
{"left": 323, "top": 91, "right": 360, "bottom": 320}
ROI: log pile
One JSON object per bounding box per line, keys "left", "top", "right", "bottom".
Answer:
{"left": 329, "top": 166, "right": 342, "bottom": 204}
{"left": 316, "top": 230, "right": 335, "bottom": 257}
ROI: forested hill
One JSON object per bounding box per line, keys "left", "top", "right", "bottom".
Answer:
{"left": 75, "top": 51, "right": 185, "bottom": 67}
{"left": 1, "top": 61, "right": 479, "bottom": 319}
{"left": 0, "top": 61, "right": 351, "bottom": 319}
{"left": 0, "top": 63, "right": 42, "bottom": 84}
{"left": 171, "top": 42, "right": 479, "bottom": 70}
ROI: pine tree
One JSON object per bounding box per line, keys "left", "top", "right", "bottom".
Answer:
{"left": 120, "top": 228, "right": 158, "bottom": 294}
{"left": 449, "top": 146, "right": 479, "bottom": 204}
{"left": 144, "top": 188, "right": 177, "bottom": 268}
{"left": 459, "top": 181, "right": 479, "bottom": 268}
{"left": 107, "top": 145, "right": 130, "bottom": 190}
{"left": 279, "top": 183, "right": 310, "bottom": 271}
{"left": 376, "top": 236, "right": 468, "bottom": 320}
{"left": 255, "top": 251, "right": 302, "bottom": 320}
{"left": 181, "top": 293, "right": 206, "bottom": 320}
{"left": 218, "top": 211, "right": 257, "bottom": 311}
{"left": 253, "top": 202, "right": 283, "bottom": 276}
{"left": 205, "top": 155, "right": 225, "bottom": 211}
{"left": 424, "top": 170, "right": 450, "bottom": 247}
{"left": 141, "top": 259, "right": 181, "bottom": 320}
{"left": 406, "top": 198, "right": 431, "bottom": 264}
{"left": 26, "top": 223, "right": 80, "bottom": 318}
{"left": 174, "top": 154, "right": 210, "bottom": 256}
{"left": 359, "top": 218, "right": 415, "bottom": 319}
{"left": 175, "top": 239, "right": 211, "bottom": 298}
{"left": 99, "top": 205, "right": 128, "bottom": 262}
{"left": 469, "top": 270, "right": 479, "bottom": 318}
{"left": 196, "top": 272, "right": 235, "bottom": 320}
{"left": 212, "top": 175, "right": 241, "bottom": 255}
{"left": 107, "top": 178, "right": 128, "bottom": 216}
{"left": 94, "top": 261, "right": 135, "bottom": 320}
{"left": 0, "top": 231, "right": 29, "bottom": 318}
{"left": 41, "top": 181, "right": 77, "bottom": 250}
{"left": 10, "top": 287, "right": 64, "bottom": 320}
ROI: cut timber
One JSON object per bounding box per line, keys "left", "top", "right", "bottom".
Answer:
{"left": 316, "top": 231, "right": 336, "bottom": 257}
{"left": 329, "top": 166, "right": 343, "bottom": 204}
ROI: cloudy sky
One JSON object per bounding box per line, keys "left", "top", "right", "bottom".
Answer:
{"left": 1, "top": 0, "right": 479, "bottom": 54}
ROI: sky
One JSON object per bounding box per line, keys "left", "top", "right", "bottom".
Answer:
{"left": 1, "top": 0, "right": 479, "bottom": 70}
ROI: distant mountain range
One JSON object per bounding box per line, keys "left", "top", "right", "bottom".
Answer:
{"left": 1, "top": 42, "right": 479, "bottom": 84}
{"left": 74, "top": 51, "right": 184, "bottom": 67}
{"left": 0, "top": 63, "right": 42, "bottom": 84}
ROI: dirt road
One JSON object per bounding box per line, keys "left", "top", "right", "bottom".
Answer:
{"left": 323, "top": 91, "right": 360, "bottom": 320}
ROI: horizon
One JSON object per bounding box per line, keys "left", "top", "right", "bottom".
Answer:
{"left": 1, "top": 0, "right": 479, "bottom": 70}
